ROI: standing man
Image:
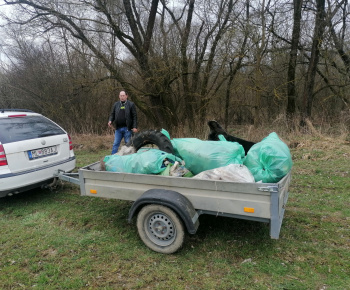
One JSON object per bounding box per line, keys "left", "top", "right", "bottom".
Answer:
{"left": 108, "top": 90, "right": 138, "bottom": 154}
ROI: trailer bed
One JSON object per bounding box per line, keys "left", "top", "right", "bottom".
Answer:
{"left": 65, "top": 161, "right": 291, "bottom": 239}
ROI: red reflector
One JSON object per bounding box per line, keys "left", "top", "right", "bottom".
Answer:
{"left": 8, "top": 114, "right": 27, "bottom": 117}
{"left": 68, "top": 135, "right": 73, "bottom": 150}
{"left": 0, "top": 145, "right": 8, "bottom": 166}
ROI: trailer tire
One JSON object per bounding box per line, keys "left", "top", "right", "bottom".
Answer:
{"left": 137, "top": 204, "right": 185, "bottom": 254}
{"left": 126, "top": 130, "right": 174, "bottom": 154}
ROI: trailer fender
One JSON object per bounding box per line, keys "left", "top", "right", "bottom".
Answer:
{"left": 128, "top": 189, "right": 199, "bottom": 234}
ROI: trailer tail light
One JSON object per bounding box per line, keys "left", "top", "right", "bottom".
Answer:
{"left": 68, "top": 135, "right": 73, "bottom": 151}
{"left": 244, "top": 207, "right": 255, "bottom": 213}
{"left": 90, "top": 189, "right": 97, "bottom": 194}
{"left": 0, "top": 144, "right": 8, "bottom": 166}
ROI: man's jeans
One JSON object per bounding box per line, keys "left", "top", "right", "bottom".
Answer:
{"left": 111, "top": 127, "right": 132, "bottom": 154}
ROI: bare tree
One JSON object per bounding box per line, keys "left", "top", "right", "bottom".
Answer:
{"left": 159, "top": 0, "right": 241, "bottom": 128}
{"left": 3, "top": 0, "right": 169, "bottom": 124}
{"left": 223, "top": 0, "right": 249, "bottom": 129}
{"left": 286, "top": 0, "right": 303, "bottom": 117}
{"left": 2, "top": 0, "right": 350, "bottom": 132}
{"left": 2, "top": 0, "right": 248, "bottom": 131}
{"left": 301, "top": 0, "right": 326, "bottom": 122}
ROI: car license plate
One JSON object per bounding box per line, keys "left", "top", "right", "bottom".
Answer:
{"left": 28, "top": 145, "right": 58, "bottom": 160}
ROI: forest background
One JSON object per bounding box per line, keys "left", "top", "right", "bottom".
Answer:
{"left": 0, "top": 0, "right": 349, "bottom": 137}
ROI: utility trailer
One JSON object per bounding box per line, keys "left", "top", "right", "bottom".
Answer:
{"left": 57, "top": 162, "right": 291, "bottom": 254}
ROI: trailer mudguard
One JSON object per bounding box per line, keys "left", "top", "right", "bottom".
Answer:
{"left": 128, "top": 189, "right": 199, "bottom": 234}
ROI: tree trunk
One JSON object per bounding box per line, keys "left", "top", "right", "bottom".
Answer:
{"left": 301, "top": 0, "right": 326, "bottom": 123}
{"left": 286, "top": 0, "right": 302, "bottom": 118}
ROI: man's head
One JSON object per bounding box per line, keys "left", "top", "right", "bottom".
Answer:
{"left": 119, "top": 91, "right": 128, "bottom": 102}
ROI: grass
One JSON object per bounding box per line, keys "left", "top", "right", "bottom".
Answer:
{"left": 1, "top": 130, "right": 350, "bottom": 289}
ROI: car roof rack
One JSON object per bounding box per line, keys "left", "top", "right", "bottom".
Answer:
{"left": 0, "top": 109, "right": 35, "bottom": 113}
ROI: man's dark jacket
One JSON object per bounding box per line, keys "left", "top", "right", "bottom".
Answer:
{"left": 109, "top": 100, "right": 137, "bottom": 130}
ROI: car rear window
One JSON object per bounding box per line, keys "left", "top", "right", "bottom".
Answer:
{"left": 0, "top": 115, "right": 66, "bottom": 144}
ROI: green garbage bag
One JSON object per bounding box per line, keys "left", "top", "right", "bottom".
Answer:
{"left": 170, "top": 138, "right": 245, "bottom": 175}
{"left": 103, "top": 148, "right": 180, "bottom": 174}
{"left": 243, "top": 132, "right": 293, "bottom": 183}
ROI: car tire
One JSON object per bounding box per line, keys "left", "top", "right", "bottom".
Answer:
{"left": 126, "top": 130, "right": 174, "bottom": 154}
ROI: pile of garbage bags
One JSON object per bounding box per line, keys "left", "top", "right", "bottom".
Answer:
{"left": 103, "top": 130, "right": 293, "bottom": 183}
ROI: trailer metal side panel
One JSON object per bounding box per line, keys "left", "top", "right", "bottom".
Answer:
{"left": 79, "top": 162, "right": 292, "bottom": 222}
{"left": 278, "top": 172, "right": 291, "bottom": 214}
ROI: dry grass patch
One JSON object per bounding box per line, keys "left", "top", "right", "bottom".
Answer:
{"left": 71, "top": 134, "right": 114, "bottom": 152}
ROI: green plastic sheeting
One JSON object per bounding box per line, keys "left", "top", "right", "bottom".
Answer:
{"left": 243, "top": 132, "right": 293, "bottom": 183}
{"left": 103, "top": 148, "right": 180, "bottom": 174}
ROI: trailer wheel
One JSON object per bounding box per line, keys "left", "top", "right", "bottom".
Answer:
{"left": 126, "top": 130, "right": 174, "bottom": 154}
{"left": 137, "top": 204, "right": 185, "bottom": 254}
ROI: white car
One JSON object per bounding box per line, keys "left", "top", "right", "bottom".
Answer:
{"left": 0, "top": 109, "right": 76, "bottom": 197}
